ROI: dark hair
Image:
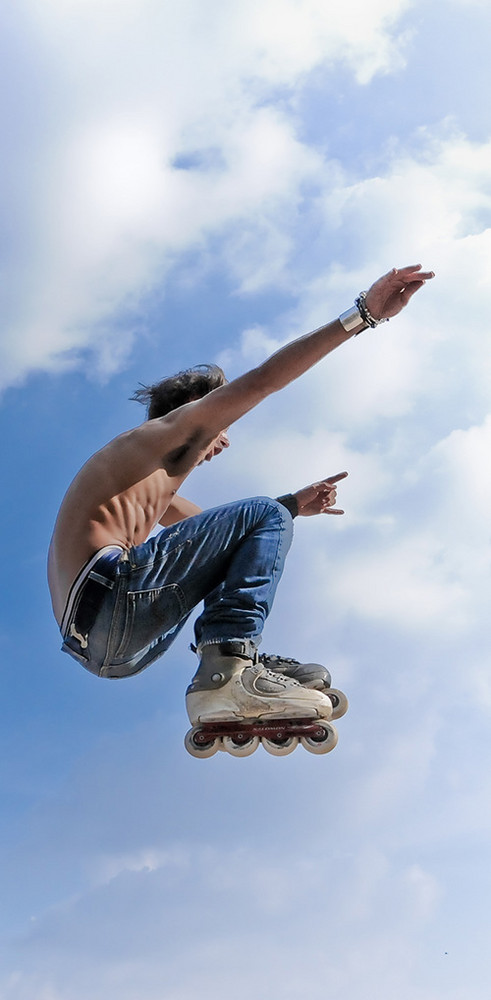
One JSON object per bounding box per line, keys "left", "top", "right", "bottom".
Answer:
{"left": 130, "top": 363, "right": 227, "bottom": 420}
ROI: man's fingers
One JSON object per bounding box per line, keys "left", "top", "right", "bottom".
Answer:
{"left": 402, "top": 271, "right": 435, "bottom": 284}
{"left": 324, "top": 507, "right": 344, "bottom": 515}
{"left": 324, "top": 471, "right": 349, "bottom": 485}
{"left": 393, "top": 264, "right": 422, "bottom": 274}
{"left": 399, "top": 280, "right": 425, "bottom": 304}
{"left": 391, "top": 266, "right": 435, "bottom": 284}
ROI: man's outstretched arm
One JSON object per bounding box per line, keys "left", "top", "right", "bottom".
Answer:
{"left": 136, "top": 264, "right": 434, "bottom": 480}
{"left": 185, "top": 264, "right": 434, "bottom": 439}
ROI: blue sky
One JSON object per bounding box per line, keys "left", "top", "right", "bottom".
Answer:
{"left": 1, "top": 0, "right": 491, "bottom": 997}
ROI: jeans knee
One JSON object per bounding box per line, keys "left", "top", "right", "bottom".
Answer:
{"left": 252, "top": 496, "right": 294, "bottom": 537}
{"left": 262, "top": 495, "right": 291, "bottom": 515}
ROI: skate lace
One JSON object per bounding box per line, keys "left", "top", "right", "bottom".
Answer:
{"left": 260, "top": 654, "right": 299, "bottom": 666}
{"left": 257, "top": 665, "right": 300, "bottom": 686}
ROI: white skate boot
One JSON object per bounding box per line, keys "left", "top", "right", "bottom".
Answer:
{"left": 259, "top": 654, "right": 348, "bottom": 720}
{"left": 184, "top": 641, "right": 341, "bottom": 759}
{"left": 259, "top": 653, "right": 332, "bottom": 689}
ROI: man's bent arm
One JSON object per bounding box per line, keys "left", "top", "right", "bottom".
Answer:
{"left": 159, "top": 496, "right": 202, "bottom": 526}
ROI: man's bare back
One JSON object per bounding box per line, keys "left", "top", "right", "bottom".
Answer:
{"left": 48, "top": 411, "right": 228, "bottom": 624}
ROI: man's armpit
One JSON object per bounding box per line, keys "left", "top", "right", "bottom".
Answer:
{"left": 162, "top": 429, "right": 204, "bottom": 474}
{"left": 163, "top": 442, "right": 190, "bottom": 470}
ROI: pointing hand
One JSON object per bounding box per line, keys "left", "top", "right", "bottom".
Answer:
{"left": 294, "top": 472, "right": 349, "bottom": 517}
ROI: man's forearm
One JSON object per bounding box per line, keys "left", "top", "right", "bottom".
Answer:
{"left": 236, "top": 265, "right": 435, "bottom": 406}
{"left": 252, "top": 318, "right": 357, "bottom": 397}
{"left": 193, "top": 317, "right": 357, "bottom": 438}
{"left": 159, "top": 496, "right": 202, "bottom": 526}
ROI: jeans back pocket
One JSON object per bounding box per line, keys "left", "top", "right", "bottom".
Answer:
{"left": 111, "top": 584, "right": 187, "bottom": 661}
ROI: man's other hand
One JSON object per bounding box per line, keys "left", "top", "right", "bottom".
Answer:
{"left": 294, "top": 472, "right": 349, "bottom": 516}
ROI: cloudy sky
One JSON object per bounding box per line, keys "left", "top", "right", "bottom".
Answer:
{"left": 1, "top": 0, "right": 491, "bottom": 997}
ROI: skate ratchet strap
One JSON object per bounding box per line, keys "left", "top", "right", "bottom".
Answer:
{"left": 218, "top": 639, "right": 257, "bottom": 660}
{"left": 196, "top": 639, "right": 258, "bottom": 661}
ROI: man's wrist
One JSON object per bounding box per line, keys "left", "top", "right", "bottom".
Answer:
{"left": 355, "top": 291, "right": 389, "bottom": 330}
{"left": 339, "top": 292, "right": 390, "bottom": 336}
{"left": 338, "top": 303, "right": 367, "bottom": 334}
{"left": 276, "top": 494, "right": 298, "bottom": 518}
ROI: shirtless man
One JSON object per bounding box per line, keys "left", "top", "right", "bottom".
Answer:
{"left": 48, "top": 265, "right": 434, "bottom": 747}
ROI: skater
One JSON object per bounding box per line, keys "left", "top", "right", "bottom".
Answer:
{"left": 48, "top": 264, "right": 434, "bottom": 756}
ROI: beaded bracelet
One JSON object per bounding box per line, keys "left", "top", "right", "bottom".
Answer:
{"left": 354, "top": 291, "right": 389, "bottom": 330}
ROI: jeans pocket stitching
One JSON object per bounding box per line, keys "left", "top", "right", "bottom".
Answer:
{"left": 111, "top": 584, "right": 187, "bottom": 660}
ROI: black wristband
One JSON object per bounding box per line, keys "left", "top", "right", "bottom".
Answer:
{"left": 276, "top": 494, "right": 298, "bottom": 518}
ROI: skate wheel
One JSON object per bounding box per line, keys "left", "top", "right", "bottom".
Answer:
{"left": 327, "top": 688, "right": 349, "bottom": 720}
{"left": 262, "top": 735, "right": 299, "bottom": 756}
{"left": 184, "top": 728, "right": 220, "bottom": 758}
{"left": 300, "top": 721, "right": 338, "bottom": 755}
{"left": 222, "top": 735, "right": 260, "bottom": 757}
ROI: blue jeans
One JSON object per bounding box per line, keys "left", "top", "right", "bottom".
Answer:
{"left": 61, "top": 497, "right": 294, "bottom": 679}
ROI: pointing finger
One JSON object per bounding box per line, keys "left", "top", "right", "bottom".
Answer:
{"left": 402, "top": 271, "right": 435, "bottom": 283}
{"left": 325, "top": 471, "right": 349, "bottom": 484}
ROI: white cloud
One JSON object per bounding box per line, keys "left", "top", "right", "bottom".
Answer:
{"left": 328, "top": 531, "right": 469, "bottom": 630}
{"left": 28, "top": 0, "right": 412, "bottom": 86}
{"left": 89, "top": 846, "right": 188, "bottom": 886}
{"left": 404, "top": 864, "right": 441, "bottom": 921}
{"left": 1, "top": 0, "right": 413, "bottom": 390}
{"left": 208, "top": 127, "right": 491, "bottom": 442}
{"left": 423, "top": 416, "right": 491, "bottom": 535}
{"left": 2, "top": 5, "right": 491, "bottom": 402}
{"left": 210, "top": 331, "right": 490, "bottom": 640}
{"left": 353, "top": 715, "right": 441, "bottom": 821}
{"left": 5, "top": 6, "right": 491, "bottom": 405}
{"left": 449, "top": 0, "right": 491, "bottom": 7}
{"left": 296, "top": 414, "right": 490, "bottom": 635}
{"left": 198, "top": 416, "right": 389, "bottom": 508}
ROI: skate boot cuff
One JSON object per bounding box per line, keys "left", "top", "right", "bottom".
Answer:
{"left": 191, "top": 639, "right": 259, "bottom": 662}
{"left": 187, "top": 639, "right": 259, "bottom": 695}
